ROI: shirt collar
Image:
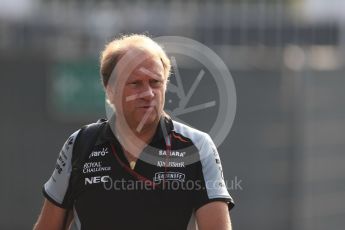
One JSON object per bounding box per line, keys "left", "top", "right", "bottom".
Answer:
{"left": 99, "top": 114, "right": 174, "bottom": 146}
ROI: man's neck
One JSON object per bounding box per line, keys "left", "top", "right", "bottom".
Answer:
{"left": 116, "top": 119, "right": 158, "bottom": 142}
{"left": 114, "top": 117, "right": 159, "bottom": 159}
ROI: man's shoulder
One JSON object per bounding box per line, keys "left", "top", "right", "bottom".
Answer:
{"left": 171, "top": 119, "right": 210, "bottom": 143}
{"left": 63, "top": 119, "right": 108, "bottom": 153}
{"left": 72, "top": 119, "right": 108, "bottom": 139}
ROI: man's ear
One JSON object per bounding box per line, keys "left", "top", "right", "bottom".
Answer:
{"left": 105, "top": 84, "right": 115, "bottom": 104}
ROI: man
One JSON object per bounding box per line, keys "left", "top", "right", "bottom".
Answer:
{"left": 34, "top": 34, "right": 234, "bottom": 230}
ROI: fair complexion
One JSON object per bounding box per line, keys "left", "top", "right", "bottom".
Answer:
{"left": 33, "top": 199, "right": 72, "bottom": 230}
{"left": 106, "top": 50, "right": 167, "bottom": 160}
{"left": 196, "top": 201, "right": 232, "bottom": 230}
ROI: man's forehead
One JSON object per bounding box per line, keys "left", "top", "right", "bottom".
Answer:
{"left": 113, "top": 48, "right": 165, "bottom": 83}
{"left": 123, "top": 56, "right": 164, "bottom": 80}
{"left": 134, "top": 67, "right": 163, "bottom": 80}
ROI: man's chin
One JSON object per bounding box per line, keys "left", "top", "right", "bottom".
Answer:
{"left": 126, "top": 113, "right": 156, "bottom": 129}
{"left": 137, "top": 115, "right": 158, "bottom": 127}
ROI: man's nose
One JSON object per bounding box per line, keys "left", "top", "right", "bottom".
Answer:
{"left": 139, "top": 84, "right": 155, "bottom": 100}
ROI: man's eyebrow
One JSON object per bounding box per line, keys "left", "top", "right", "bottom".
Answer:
{"left": 138, "top": 67, "right": 162, "bottom": 80}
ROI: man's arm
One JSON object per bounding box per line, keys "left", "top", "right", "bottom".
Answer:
{"left": 195, "top": 201, "right": 232, "bottom": 230}
{"left": 33, "top": 199, "right": 73, "bottom": 230}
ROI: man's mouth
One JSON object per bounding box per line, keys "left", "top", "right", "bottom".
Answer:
{"left": 137, "top": 105, "right": 155, "bottom": 110}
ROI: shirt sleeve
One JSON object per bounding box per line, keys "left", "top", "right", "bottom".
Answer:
{"left": 194, "top": 134, "right": 235, "bottom": 211}
{"left": 42, "top": 130, "right": 80, "bottom": 209}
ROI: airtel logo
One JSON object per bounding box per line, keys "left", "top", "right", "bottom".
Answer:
{"left": 85, "top": 176, "right": 110, "bottom": 185}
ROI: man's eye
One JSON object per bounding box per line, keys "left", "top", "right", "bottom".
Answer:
{"left": 151, "top": 80, "right": 162, "bottom": 86}
{"left": 129, "top": 81, "right": 139, "bottom": 86}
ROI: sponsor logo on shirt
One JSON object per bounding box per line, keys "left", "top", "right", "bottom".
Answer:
{"left": 55, "top": 163, "right": 63, "bottom": 174}
{"left": 83, "top": 161, "right": 111, "bottom": 174}
{"left": 55, "top": 151, "right": 67, "bottom": 174}
{"left": 65, "top": 136, "right": 74, "bottom": 151}
{"left": 89, "top": 147, "right": 109, "bottom": 159}
{"left": 154, "top": 172, "right": 186, "bottom": 182}
{"left": 158, "top": 150, "right": 186, "bottom": 157}
{"left": 60, "top": 150, "right": 68, "bottom": 160}
{"left": 85, "top": 175, "right": 110, "bottom": 185}
{"left": 157, "top": 161, "right": 185, "bottom": 168}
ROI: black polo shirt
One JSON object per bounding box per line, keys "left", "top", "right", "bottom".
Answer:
{"left": 43, "top": 116, "right": 234, "bottom": 230}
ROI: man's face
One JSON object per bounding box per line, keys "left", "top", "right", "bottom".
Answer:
{"left": 107, "top": 51, "right": 167, "bottom": 132}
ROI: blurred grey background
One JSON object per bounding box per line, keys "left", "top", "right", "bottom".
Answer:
{"left": 1, "top": 0, "right": 345, "bottom": 229}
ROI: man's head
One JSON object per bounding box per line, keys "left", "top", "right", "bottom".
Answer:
{"left": 100, "top": 34, "right": 171, "bottom": 131}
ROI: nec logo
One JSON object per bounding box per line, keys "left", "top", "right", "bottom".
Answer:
{"left": 85, "top": 176, "right": 110, "bottom": 185}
